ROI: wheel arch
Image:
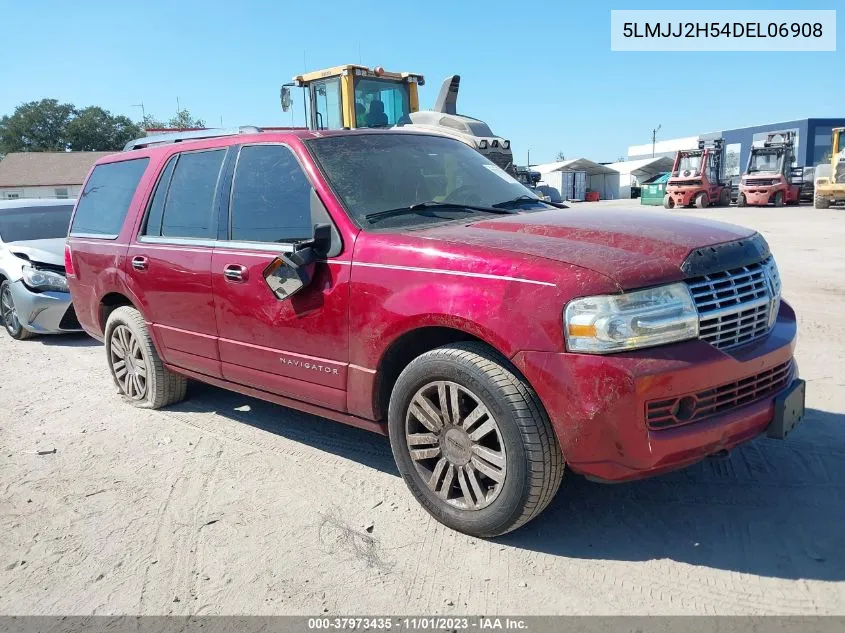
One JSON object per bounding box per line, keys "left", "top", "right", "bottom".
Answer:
{"left": 371, "top": 321, "right": 527, "bottom": 424}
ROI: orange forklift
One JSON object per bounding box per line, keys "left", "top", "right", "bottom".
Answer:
{"left": 737, "top": 131, "right": 801, "bottom": 207}
{"left": 663, "top": 138, "right": 730, "bottom": 209}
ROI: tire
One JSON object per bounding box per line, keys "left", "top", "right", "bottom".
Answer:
{"left": 662, "top": 194, "right": 674, "bottom": 209}
{"left": 737, "top": 193, "right": 747, "bottom": 207}
{"left": 814, "top": 193, "right": 830, "bottom": 209}
{"left": 0, "top": 281, "right": 35, "bottom": 340}
{"left": 387, "top": 342, "right": 564, "bottom": 537}
{"left": 694, "top": 192, "right": 709, "bottom": 209}
{"left": 719, "top": 188, "right": 730, "bottom": 207}
{"left": 104, "top": 306, "right": 187, "bottom": 409}
{"left": 773, "top": 191, "right": 784, "bottom": 207}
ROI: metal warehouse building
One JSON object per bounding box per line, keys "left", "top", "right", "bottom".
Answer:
{"left": 628, "top": 118, "right": 845, "bottom": 180}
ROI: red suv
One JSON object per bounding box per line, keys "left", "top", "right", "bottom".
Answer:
{"left": 66, "top": 128, "right": 804, "bottom": 537}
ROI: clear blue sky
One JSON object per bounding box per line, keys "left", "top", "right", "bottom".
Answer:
{"left": 1, "top": 0, "right": 841, "bottom": 163}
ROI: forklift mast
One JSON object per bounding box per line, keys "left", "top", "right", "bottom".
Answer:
{"left": 698, "top": 138, "right": 726, "bottom": 185}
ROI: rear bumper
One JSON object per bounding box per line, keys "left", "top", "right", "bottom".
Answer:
{"left": 741, "top": 186, "right": 778, "bottom": 205}
{"left": 666, "top": 188, "right": 701, "bottom": 206}
{"left": 8, "top": 280, "right": 81, "bottom": 334}
{"left": 512, "top": 301, "right": 798, "bottom": 482}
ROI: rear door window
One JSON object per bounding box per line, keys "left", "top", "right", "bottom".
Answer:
{"left": 158, "top": 149, "right": 225, "bottom": 239}
{"left": 229, "top": 145, "right": 313, "bottom": 243}
{"left": 70, "top": 158, "right": 149, "bottom": 238}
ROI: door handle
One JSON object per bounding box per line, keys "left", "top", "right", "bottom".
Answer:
{"left": 223, "top": 264, "right": 248, "bottom": 282}
{"left": 131, "top": 256, "right": 148, "bottom": 271}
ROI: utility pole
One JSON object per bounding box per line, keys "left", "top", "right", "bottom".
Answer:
{"left": 527, "top": 149, "right": 531, "bottom": 167}
{"left": 131, "top": 102, "right": 145, "bottom": 122}
{"left": 652, "top": 124, "right": 662, "bottom": 157}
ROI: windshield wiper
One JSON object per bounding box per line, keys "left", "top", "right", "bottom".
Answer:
{"left": 492, "top": 194, "right": 545, "bottom": 209}
{"left": 365, "top": 202, "right": 515, "bottom": 224}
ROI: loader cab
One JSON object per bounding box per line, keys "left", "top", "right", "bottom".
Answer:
{"left": 282, "top": 64, "right": 423, "bottom": 131}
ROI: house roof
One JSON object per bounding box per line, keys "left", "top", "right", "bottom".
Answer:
{"left": 531, "top": 158, "right": 618, "bottom": 176}
{"left": 607, "top": 156, "right": 674, "bottom": 179}
{"left": 0, "top": 151, "right": 112, "bottom": 188}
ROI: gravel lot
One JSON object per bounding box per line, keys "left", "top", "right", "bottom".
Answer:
{"left": 1, "top": 204, "right": 843, "bottom": 615}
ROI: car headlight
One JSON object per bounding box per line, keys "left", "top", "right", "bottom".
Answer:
{"left": 564, "top": 282, "right": 699, "bottom": 353}
{"left": 21, "top": 265, "right": 68, "bottom": 292}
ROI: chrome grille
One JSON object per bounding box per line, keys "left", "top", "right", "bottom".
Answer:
{"left": 687, "top": 257, "right": 779, "bottom": 349}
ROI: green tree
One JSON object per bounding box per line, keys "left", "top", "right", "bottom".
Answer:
{"left": 140, "top": 109, "right": 206, "bottom": 131}
{"left": 66, "top": 106, "right": 143, "bottom": 151}
{"left": 167, "top": 109, "right": 206, "bottom": 129}
{"left": 0, "top": 99, "right": 76, "bottom": 153}
{"left": 555, "top": 151, "right": 566, "bottom": 162}
{"left": 141, "top": 114, "right": 167, "bottom": 130}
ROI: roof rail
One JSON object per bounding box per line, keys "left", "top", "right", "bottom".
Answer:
{"left": 123, "top": 126, "right": 263, "bottom": 151}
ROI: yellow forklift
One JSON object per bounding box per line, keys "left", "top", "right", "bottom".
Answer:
{"left": 814, "top": 127, "right": 845, "bottom": 208}
{"left": 280, "top": 64, "right": 515, "bottom": 172}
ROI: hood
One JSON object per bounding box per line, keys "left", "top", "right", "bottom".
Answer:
{"left": 6, "top": 238, "right": 66, "bottom": 267}
{"left": 418, "top": 208, "right": 756, "bottom": 289}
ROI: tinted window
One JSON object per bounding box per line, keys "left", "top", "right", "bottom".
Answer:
{"left": 230, "top": 145, "right": 312, "bottom": 242}
{"left": 160, "top": 150, "right": 225, "bottom": 239}
{"left": 0, "top": 205, "right": 74, "bottom": 242}
{"left": 142, "top": 155, "right": 178, "bottom": 236}
{"left": 70, "top": 158, "right": 149, "bottom": 237}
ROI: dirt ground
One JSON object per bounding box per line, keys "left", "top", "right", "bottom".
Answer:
{"left": 1, "top": 204, "right": 843, "bottom": 615}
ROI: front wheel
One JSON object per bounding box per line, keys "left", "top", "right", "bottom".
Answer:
{"left": 814, "top": 193, "right": 830, "bottom": 209}
{"left": 694, "top": 192, "right": 709, "bottom": 209}
{"left": 388, "top": 342, "right": 563, "bottom": 537}
{"left": 663, "top": 194, "right": 675, "bottom": 209}
{"left": 773, "top": 191, "right": 784, "bottom": 207}
{"left": 104, "top": 306, "right": 187, "bottom": 409}
{"left": 737, "top": 193, "right": 747, "bottom": 207}
{"left": 0, "top": 281, "right": 34, "bottom": 340}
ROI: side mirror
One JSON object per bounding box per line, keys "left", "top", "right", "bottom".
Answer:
{"left": 262, "top": 224, "right": 332, "bottom": 300}
{"left": 280, "top": 84, "right": 293, "bottom": 112}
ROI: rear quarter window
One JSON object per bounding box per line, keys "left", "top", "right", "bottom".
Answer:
{"left": 70, "top": 158, "right": 149, "bottom": 238}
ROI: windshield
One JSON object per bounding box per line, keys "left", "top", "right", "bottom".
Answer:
{"left": 748, "top": 151, "right": 782, "bottom": 173}
{"left": 306, "top": 133, "right": 548, "bottom": 230}
{"left": 354, "top": 77, "right": 411, "bottom": 127}
{"left": 0, "top": 205, "right": 74, "bottom": 242}
{"left": 676, "top": 153, "right": 702, "bottom": 174}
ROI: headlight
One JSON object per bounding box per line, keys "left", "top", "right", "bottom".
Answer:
{"left": 564, "top": 282, "right": 699, "bottom": 353}
{"left": 21, "top": 265, "right": 68, "bottom": 292}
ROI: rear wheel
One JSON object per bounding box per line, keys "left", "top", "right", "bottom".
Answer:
{"left": 694, "top": 192, "right": 709, "bottom": 209}
{"left": 814, "top": 193, "right": 830, "bottom": 209}
{"left": 737, "top": 193, "right": 747, "bottom": 207}
{"left": 773, "top": 191, "right": 784, "bottom": 207}
{"left": 104, "top": 306, "right": 187, "bottom": 409}
{"left": 388, "top": 342, "right": 563, "bottom": 537}
{"left": 719, "top": 188, "right": 730, "bottom": 207}
{"left": 663, "top": 194, "right": 675, "bottom": 209}
{"left": 0, "top": 281, "right": 35, "bottom": 341}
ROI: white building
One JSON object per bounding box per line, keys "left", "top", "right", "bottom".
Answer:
{"left": 607, "top": 156, "right": 674, "bottom": 199}
{"left": 0, "top": 151, "right": 111, "bottom": 200}
{"left": 531, "top": 158, "right": 620, "bottom": 202}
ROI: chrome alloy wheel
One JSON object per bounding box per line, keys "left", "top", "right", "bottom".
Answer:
{"left": 109, "top": 324, "right": 148, "bottom": 400}
{"left": 405, "top": 380, "right": 506, "bottom": 510}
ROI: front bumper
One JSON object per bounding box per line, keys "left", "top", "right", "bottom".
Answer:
{"left": 512, "top": 301, "right": 798, "bottom": 482}
{"left": 8, "top": 280, "right": 81, "bottom": 334}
